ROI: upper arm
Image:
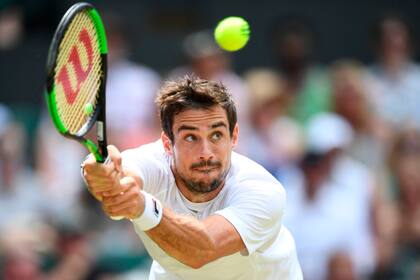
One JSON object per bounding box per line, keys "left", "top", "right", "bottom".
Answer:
{"left": 202, "top": 214, "right": 246, "bottom": 261}
{"left": 214, "top": 182, "right": 286, "bottom": 256}
{"left": 199, "top": 182, "right": 286, "bottom": 263}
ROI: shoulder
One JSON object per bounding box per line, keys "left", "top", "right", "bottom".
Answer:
{"left": 115, "top": 61, "right": 161, "bottom": 85}
{"left": 121, "top": 139, "right": 169, "bottom": 169}
{"left": 123, "top": 138, "right": 163, "bottom": 153}
{"left": 215, "top": 154, "right": 286, "bottom": 254}
{"left": 121, "top": 140, "right": 173, "bottom": 193}
{"left": 230, "top": 152, "right": 282, "bottom": 184}
{"left": 307, "top": 65, "right": 329, "bottom": 80}
{"left": 405, "top": 62, "right": 420, "bottom": 80}
{"left": 333, "top": 155, "right": 374, "bottom": 196}
{"left": 136, "top": 64, "right": 161, "bottom": 81}
{"left": 335, "top": 155, "right": 371, "bottom": 179}
{"left": 227, "top": 152, "right": 286, "bottom": 209}
{"left": 407, "top": 62, "right": 420, "bottom": 72}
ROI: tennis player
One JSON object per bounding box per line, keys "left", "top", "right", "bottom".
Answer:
{"left": 82, "top": 76, "right": 302, "bottom": 279}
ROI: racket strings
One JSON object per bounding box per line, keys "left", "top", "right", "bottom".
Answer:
{"left": 54, "top": 11, "right": 103, "bottom": 135}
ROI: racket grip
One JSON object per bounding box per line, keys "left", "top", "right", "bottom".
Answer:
{"left": 110, "top": 215, "right": 124, "bottom": 220}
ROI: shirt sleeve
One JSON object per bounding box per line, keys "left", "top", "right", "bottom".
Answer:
{"left": 121, "top": 144, "right": 168, "bottom": 194}
{"left": 215, "top": 180, "right": 286, "bottom": 255}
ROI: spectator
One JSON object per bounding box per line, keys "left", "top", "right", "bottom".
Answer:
{"left": 0, "top": 104, "right": 46, "bottom": 231}
{"left": 35, "top": 113, "right": 85, "bottom": 225}
{"left": 269, "top": 16, "right": 332, "bottom": 124}
{"left": 284, "top": 113, "right": 377, "bottom": 279}
{"left": 243, "top": 68, "right": 304, "bottom": 172}
{"left": 331, "top": 60, "right": 390, "bottom": 172}
{"left": 368, "top": 14, "right": 420, "bottom": 130}
{"left": 378, "top": 129, "right": 420, "bottom": 279}
{"left": 104, "top": 12, "right": 162, "bottom": 150}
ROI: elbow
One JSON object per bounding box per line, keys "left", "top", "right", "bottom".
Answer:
{"left": 183, "top": 229, "right": 218, "bottom": 269}
{"left": 185, "top": 258, "right": 210, "bottom": 269}
{"left": 186, "top": 261, "right": 203, "bottom": 269}
{"left": 181, "top": 247, "right": 217, "bottom": 269}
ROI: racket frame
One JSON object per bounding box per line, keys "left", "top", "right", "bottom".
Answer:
{"left": 45, "top": 2, "right": 108, "bottom": 163}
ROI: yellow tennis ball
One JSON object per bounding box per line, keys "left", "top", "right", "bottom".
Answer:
{"left": 214, "top": 17, "right": 250, "bottom": 52}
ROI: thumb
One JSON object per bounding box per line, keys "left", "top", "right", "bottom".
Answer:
{"left": 107, "top": 145, "right": 122, "bottom": 172}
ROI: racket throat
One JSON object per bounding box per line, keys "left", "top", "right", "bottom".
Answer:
{"left": 96, "top": 118, "right": 108, "bottom": 161}
{"left": 97, "top": 121, "right": 105, "bottom": 141}
{"left": 83, "top": 139, "right": 104, "bottom": 162}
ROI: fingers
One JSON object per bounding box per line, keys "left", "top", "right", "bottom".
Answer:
{"left": 104, "top": 199, "right": 137, "bottom": 216}
{"left": 102, "top": 177, "right": 133, "bottom": 200}
{"left": 102, "top": 177, "right": 145, "bottom": 219}
{"left": 85, "top": 167, "right": 120, "bottom": 193}
{"left": 103, "top": 198, "right": 143, "bottom": 219}
{"left": 107, "top": 145, "right": 122, "bottom": 173}
{"left": 105, "top": 205, "right": 138, "bottom": 220}
{"left": 83, "top": 153, "right": 96, "bottom": 165}
{"left": 82, "top": 146, "right": 144, "bottom": 220}
{"left": 101, "top": 176, "right": 133, "bottom": 197}
{"left": 83, "top": 151, "right": 122, "bottom": 196}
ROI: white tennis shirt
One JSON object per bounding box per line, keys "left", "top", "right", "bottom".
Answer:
{"left": 121, "top": 140, "right": 302, "bottom": 280}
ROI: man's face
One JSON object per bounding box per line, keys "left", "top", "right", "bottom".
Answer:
{"left": 163, "top": 105, "right": 238, "bottom": 194}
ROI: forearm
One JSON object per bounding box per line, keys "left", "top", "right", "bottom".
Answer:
{"left": 145, "top": 208, "right": 217, "bottom": 269}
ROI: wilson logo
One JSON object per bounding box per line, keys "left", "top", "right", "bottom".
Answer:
{"left": 56, "top": 28, "right": 93, "bottom": 104}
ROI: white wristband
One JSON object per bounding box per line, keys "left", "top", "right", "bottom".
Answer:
{"left": 131, "top": 191, "right": 163, "bottom": 231}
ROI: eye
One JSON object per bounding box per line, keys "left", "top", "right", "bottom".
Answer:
{"left": 185, "top": 135, "right": 197, "bottom": 142}
{"left": 211, "top": 131, "right": 223, "bottom": 141}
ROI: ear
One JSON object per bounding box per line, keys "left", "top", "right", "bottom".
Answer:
{"left": 161, "top": 132, "right": 173, "bottom": 155}
{"left": 232, "top": 124, "right": 239, "bottom": 148}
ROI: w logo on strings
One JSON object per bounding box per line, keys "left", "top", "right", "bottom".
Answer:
{"left": 56, "top": 28, "right": 93, "bottom": 104}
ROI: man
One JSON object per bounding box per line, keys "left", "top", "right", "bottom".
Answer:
{"left": 368, "top": 14, "right": 420, "bottom": 130}
{"left": 269, "top": 16, "right": 332, "bottom": 124}
{"left": 82, "top": 76, "right": 302, "bottom": 279}
{"left": 283, "top": 113, "right": 376, "bottom": 279}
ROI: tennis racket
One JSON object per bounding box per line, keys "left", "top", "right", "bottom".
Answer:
{"left": 45, "top": 2, "right": 122, "bottom": 220}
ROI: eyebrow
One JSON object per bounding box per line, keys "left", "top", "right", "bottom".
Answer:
{"left": 177, "top": 121, "right": 228, "bottom": 133}
{"left": 211, "top": 121, "right": 228, "bottom": 130}
{"left": 177, "top": 125, "right": 198, "bottom": 133}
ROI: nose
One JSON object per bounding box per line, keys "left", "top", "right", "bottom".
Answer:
{"left": 199, "top": 139, "right": 214, "bottom": 161}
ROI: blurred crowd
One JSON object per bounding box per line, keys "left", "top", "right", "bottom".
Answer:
{"left": 1, "top": 3, "right": 420, "bottom": 280}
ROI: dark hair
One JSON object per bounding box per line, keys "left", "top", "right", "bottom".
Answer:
{"left": 268, "top": 15, "right": 316, "bottom": 53}
{"left": 155, "top": 75, "right": 237, "bottom": 141}
{"left": 370, "top": 13, "right": 415, "bottom": 52}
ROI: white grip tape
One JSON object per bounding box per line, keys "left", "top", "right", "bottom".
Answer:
{"left": 131, "top": 191, "right": 163, "bottom": 231}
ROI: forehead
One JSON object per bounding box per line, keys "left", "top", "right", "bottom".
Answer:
{"left": 173, "top": 106, "right": 228, "bottom": 129}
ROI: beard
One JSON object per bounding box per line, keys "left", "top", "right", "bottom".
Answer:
{"left": 174, "top": 158, "right": 230, "bottom": 194}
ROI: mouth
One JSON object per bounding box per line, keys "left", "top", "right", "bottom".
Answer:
{"left": 193, "top": 167, "right": 219, "bottom": 173}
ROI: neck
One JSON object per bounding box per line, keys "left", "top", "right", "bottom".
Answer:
{"left": 381, "top": 55, "right": 408, "bottom": 76}
{"left": 171, "top": 166, "right": 225, "bottom": 203}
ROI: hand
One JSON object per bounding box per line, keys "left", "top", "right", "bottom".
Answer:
{"left": 82, "top": 145, "right": 122, "bottom": 200}
{"left": 102, "top": 176, "right": 145, "bottom": 219}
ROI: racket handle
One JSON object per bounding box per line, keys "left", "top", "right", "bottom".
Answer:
{"left": 110, "top": 215, "right": 124, "bottom": 220}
